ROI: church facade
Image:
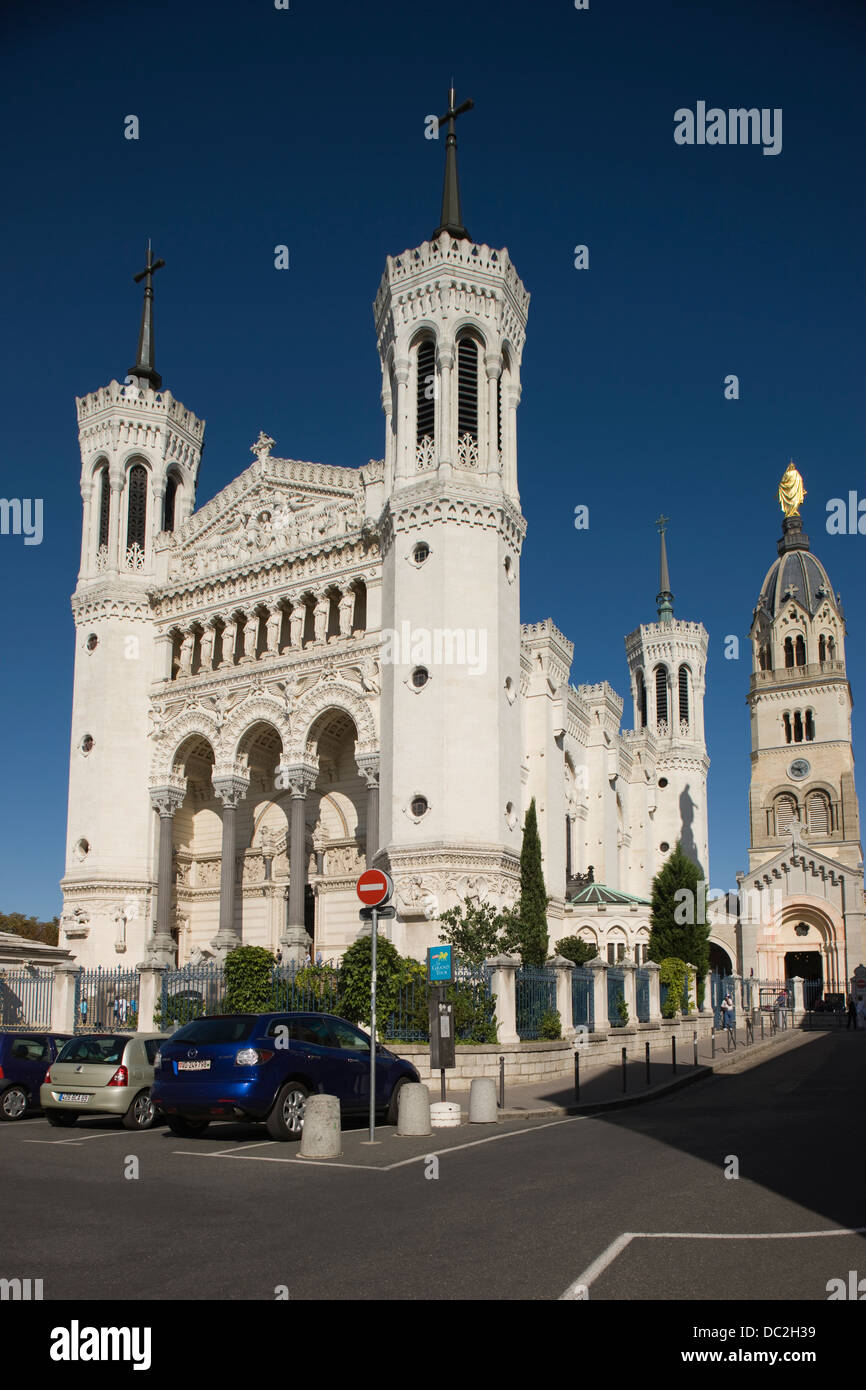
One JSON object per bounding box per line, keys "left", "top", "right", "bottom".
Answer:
{"left": 59, "top": 117, "right": 713, "bottom": 973}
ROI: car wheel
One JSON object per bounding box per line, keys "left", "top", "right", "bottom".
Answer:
{"left": 123, "top": 1089, "right": 156, "bottom": 1131}
{"left": 386, "top": 1077, "right": 410, "bottom": 1126}
{"left": 46, "top": 1111, "right": 78, "bottom": 1128}
{"left": 0, "top": 1086, "right": 29, "bottom": 1121}
{"left": 266, "top": 1081, "right": 309, "bottom": 1141}
{"left": 165, "top": 1115, "right": 210, "bottom": 1138}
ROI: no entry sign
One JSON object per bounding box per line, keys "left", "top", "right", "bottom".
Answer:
{"left": 356, "top": 868, "right": 394, "bottom": 908}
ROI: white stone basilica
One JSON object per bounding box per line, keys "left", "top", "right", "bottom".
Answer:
{"left": 60, "top": 106, "right": 713, "bottom": 971}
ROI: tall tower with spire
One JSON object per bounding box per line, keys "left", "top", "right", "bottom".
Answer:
{"left": 372, "top": 88, "right": 530, "bottom": 938}
{"left": 624, "top": 518, "right": 710, "bottom": 883}
{"left": 60, "top": 253, "right": 205, "bottom": 961}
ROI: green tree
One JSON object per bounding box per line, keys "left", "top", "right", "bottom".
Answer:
{"left": 339, "top": 932, "right": 411, "bottom": 1037}
{"left": 554, "top": 935, "right": 598, "bottom": 966}
{"left": 437, "top": 898, "right": 517, "bottom": 963}
{"left": 224, "top": 946, "right": 276, "bottom": 1013}
{"left": 0, "top": 913, "right": 60, "bottom": 946}
{"left": 514, "top": 798, "right": 549, "bottom": 966}
{"left": 648, "top": 842, "right": 710, "bottom": 986}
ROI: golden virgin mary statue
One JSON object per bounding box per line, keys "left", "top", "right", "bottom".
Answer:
{"left": 778, "top": 460, "right": 806, "bottom": 517}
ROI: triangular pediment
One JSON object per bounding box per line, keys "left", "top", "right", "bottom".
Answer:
{"left": 163, "top": 454, "right": 367, "bottom": 582}
{"left": 747, "top": 837, "right": 851, "bottom": 886}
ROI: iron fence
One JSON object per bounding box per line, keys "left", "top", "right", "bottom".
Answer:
{"left": 74, "top": 967, "right": 140, "bottom": 1033}
{"left": 385, "top": 959, "right": 496, "bottom": 1043}
{"left": 270, "top": 962, "right": 343, "bottom": 1015}
{"left": 0, "top": 967, "right": 55, "bottom": 1030}
{"left": 158, "top": 963, "right": 225, "bottom": 1029}
{"left": 607, "top": 968, "right": 627, "bottom": 1027}
{"left": 635, "top": 968, "right": 650, "bottom": 1023}
{"left": 516, "top": 964, "right": 557, "bottom": 1040}
{"left": 572, "top": 967, "right": 594, "bottom": 1029}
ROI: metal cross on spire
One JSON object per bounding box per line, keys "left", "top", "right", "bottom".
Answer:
{"left": 432, "top": 83, "right": 474, "bottom": 242}
{"left": 655, "top": 515, "right": 674, "bottom": 623}
{"left": 128, "top": 241, "right": 166, "bottom": 392}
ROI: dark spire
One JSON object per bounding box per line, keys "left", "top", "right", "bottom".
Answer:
{"left": 128, "top": 242, "right": 165, "bottom": 391}
{"left": 655, "top": 514, "right": 674, "bottom": 623}
{"left": 432, "top": 84, "right": 474, "bottom": 241}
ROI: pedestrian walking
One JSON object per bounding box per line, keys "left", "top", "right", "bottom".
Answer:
{"left": 847, "top": 995, "right": 857, "bottom": 1030}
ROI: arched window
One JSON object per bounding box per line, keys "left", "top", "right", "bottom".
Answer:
{"left": 655, "top": 665, "right": 668, "bottom": 725}
{"left": 758, "top": 643, "right": 772, "bottom": 671}
{"left": 793, "top": 710, "right": 804, "bottom": 743}
{"left": 818, "top": 634, "right": 827, "bottom": 663}
{"left": 805, "top": 708, "right": 815, "bottom": 741}
{"left": 783, "top": 712, "right": 792, "bottom": 743}
{"left": 416, "top": 339, "right": 436, "bottom": 452}
{"left": 678, "top": 665, "right": 690, "bottom": 726}
{"left": 774, "top": 793, "right": 797, "bottom": 835}
{"left": 795, "top": 635, "right": 805, "bottom": 666}
{"left": 97, "top": 466, "right": 110, "bottom": 550}
{"left": 636, "top": 671, "right": 647, "bottom": 729}
{"left": 457, "top": 335, "right": 479, "bottom": 442}
{"left": 807, "top": 791, "right": 830, "bottom": 835}
{"left": 784, "top": 637, "right": 794, "bottom": 668}
{"left": 126, "top": 463, "right": 147, "bottom": 554}
{"left": 163, "top": 475, "right": 178, "bottom": 533}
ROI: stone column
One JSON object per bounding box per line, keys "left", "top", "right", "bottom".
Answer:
{"left": 791, "top": 975, "right": 805, "bottom": 1017}
{"left": 393, "top": 358, "right": 410, "bottom": 482}
{"left": 357, "top": 756, "right": 380, "bottom": 867}
{"left": 281, "top": 765, "right": 317, "bottom": 963}
{"left": 487, "top": 955, "right": 519, "bottom": 1045}
{"left": 485, "top": 353, "right": 501, "bottom": 477}
{"left": 136, "top": 964, "right": 165, "bottom": 1032}
{"left": 211, "top": 775, "right": 250, "bottom": 959}
{"left": 50, "top": 961, "right": 81, "bottom": 1034}
{"left": 79, "top": 480, "right": 93, "bottom": 573}
{"left": 153, "top": 631, "right": 174, "bottom": 682}
{"left": 552, "top": 954, "right": 575, "bottom": 1039}
{"left": 382, "top": 379, "right": 394, "bottom": 494}
{"left": 108, "top": 470, "right": 123, "bottom": 568}
{"left": 588, "top": 956, "right": 609, "bottom": 1035}
{"left": 437, "top": 344, "right": 454, "bottom": 473}
{"left": 645, "top": 960, "right": 662, "bottom": 1024}
{"left": 503, "top": 383, "right": 520, "bottom": 500}
{"left": 146, "top": 785, "right": 185, "bottom": 967}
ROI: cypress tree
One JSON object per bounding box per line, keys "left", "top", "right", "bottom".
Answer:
{"left": 648, "top": 840, "right": 710, "bottom": 976}
{"left": 517, "top": 797, "right": 549, "bottom": 966}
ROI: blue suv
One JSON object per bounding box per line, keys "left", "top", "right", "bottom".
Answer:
{"left": 152, "top": 1013, "right": 420, "bottom": 1140}
{"left": 0, "top": 1032, "right": 72, "bottom": 1121}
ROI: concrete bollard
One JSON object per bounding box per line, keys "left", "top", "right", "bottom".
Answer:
{"left": 396, "top": 1082, "right": 432, "bottom": 1137}
{"left": 299, "top": 1094, "right": 341, "bottom": 1158}
{"left": 430, "top": 1101, "right": 461, "bottom": 1128}
{"left": 468, "top": 1077, "right": 497, "bottom": 1124}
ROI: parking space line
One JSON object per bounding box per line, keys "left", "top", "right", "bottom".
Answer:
{"left": 172, "top": 1148, "right": 386, "bottom": 1170}
{"left": 559, "top": 1225, "right": 866, "bottom": 1299}
{"left": 381, "top": 1114, "right": 583, "bottom": 1169}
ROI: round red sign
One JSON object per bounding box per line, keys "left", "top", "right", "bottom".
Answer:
{"left": 356, "top": 869, "right": 394, "bottom": 907}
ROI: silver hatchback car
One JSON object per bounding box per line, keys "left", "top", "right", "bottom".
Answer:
{"left": 40, "top": 1033, "right": 168, "bottom": 1131}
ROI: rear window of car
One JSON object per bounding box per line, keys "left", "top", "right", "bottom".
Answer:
{"left": 170, "top": 1017, "right": 257, "bottom": 1045}
{"left": 143, "top": 1039, "right": 162, "bottom": 1064}
{"left": 8, "top": 1037, "right": 48, "bottom": 1062}
{"left": 56, "top": 1036, "right": 129, "bottom": 1065}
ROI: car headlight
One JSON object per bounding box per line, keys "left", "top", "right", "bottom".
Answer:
{"left": 235, "top": 1048, "right": 273, "bottom": 1066}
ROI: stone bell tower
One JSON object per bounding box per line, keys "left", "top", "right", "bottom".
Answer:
{"left": 60, "top": 250, "right": 205, "bottom": 966}
{"left": 624, "top": 517, "right": 710, "bottom": 884}
{"left": 372, "top": 89, "right": 530, "bottom": 944}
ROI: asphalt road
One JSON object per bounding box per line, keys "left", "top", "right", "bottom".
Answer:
{"left": 2, "top": 1030, "right": 863, "bottom": 1303}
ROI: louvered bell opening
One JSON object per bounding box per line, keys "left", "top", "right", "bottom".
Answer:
{"left": 98, "top": 467, "right": 110, "bottom": 548}
{"left": 655, "top": 666, "right": 668, "bottom": 724}
{"left": 776, "top": 794, "right": 796, "bottom": 833}
{"left": 807, "top": 793, "right": 829, "bottom": 835}
{"left": 416, "top": 340, "right": 436, "bottom": 444}
{"left": 126, "top": 463, "right": 148, "bottom": 551}
{"left": 678, "top": 667, "right": 689, "bottom": 725}
{"left": 457, "top": 337, "right": 479, "bottom": 439}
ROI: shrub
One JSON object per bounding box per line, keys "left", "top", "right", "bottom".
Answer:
{"left": 539, "top": 1008, "right": 562, "bottom": 1040}
{"left": 615, "top": 993, "right": 629, "bottom": 1027}
{"left": 555, "top": 936, "right": 598, "bottom": 966}
{"left": 224, "top": 946, "right": 276, "bottom": 1013}
{"left": 340, "top": 933, "right": 408, "bottom": 1037}
{"left": 659, "top": 957, "right": 690, "bottom": 1019}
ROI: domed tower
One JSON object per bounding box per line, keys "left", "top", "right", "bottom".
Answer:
{"left": 60, "top": 249, "right": 205, "bottom": 964}
{"left": 748, "top": 464, "right": 860, "bottom": 874}
{"left": 624, "top": 517, "right": 710, "bottom": 882}
{"left": 741, "top": 463, "right": 864, "bottom": 992}
{"left": 373, "top": 89, "right": 529, "bottom": 941}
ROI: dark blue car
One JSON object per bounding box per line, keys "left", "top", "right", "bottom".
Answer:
{"left": 0, "top": 1032, "right": 72, "bottom": 1121}
{"left": 151, "top": 1013, "right": 420, "bottom": 1140}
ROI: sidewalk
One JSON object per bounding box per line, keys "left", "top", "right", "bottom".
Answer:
{"left": 483, "top": 1021, "right": 823, "bottom": 1119}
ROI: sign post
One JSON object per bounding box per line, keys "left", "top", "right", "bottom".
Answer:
{"left": 357, "top": 870, "right": 394, "bottom": 1143}
{"left": 427, "top": 945, "right": 455, "bottom": 1101}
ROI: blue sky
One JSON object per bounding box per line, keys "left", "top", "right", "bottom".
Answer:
{"left": 1, "top": 0, "right": 863, "bottom": 918}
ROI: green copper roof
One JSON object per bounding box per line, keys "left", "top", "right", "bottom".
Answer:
{"left": 567, "top": 883, "right": 651, "bottom": 907}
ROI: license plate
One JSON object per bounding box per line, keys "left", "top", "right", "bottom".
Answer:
{"left": 178, "top": 1060, "right": 210, "bottom": 1071}
{"left": 58, "top": 1093, "right": 91, "bottom": 1103}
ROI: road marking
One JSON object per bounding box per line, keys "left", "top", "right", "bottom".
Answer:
{"left": 22, "top": 1129, "right": 166, "bottom": 1147}
{"left": 172, "top": 1149, "right": 386, "bottom": 1171}
{"left": 560, "top": 1226, "right": 866, "bottom": 1299}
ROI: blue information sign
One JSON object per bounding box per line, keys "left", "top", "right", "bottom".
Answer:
{"left": 427, "top": 944, "right": 453, "bottom": 983}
